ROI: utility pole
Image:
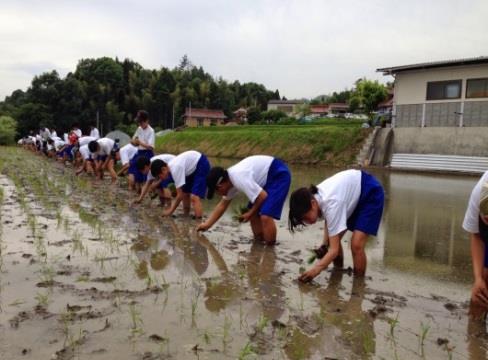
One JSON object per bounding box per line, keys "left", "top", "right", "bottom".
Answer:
{"left": 172, "top": 103, "right": 175, "bottom": 129}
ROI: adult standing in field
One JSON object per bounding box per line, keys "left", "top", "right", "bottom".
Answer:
{"left": 128, "top": 110, "right": 155, "bottom": 192}
{"left": 288, "top": 169, "right": 384, "bottom": 282}
{"left": 463, "top": 171, "right": 488, "bottom": 313}
{"left": 150, "top": 150, "right": 210, "bottom": 219}
{"left": 89, "top": 123, "right": 100, "bottom": 139}
{"left": 198, "top": 155, "right": 291, "bottom": 245}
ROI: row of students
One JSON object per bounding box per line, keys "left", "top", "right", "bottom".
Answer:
{"left": 20, "top": 110, "right": 387, "bottom": 285}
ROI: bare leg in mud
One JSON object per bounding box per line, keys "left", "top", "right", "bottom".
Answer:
{"left": 182, "top": 193, "right": 191, "bottom": 215}
{"left": 191, "top": 194, "right": 203, "bottom": 219}
{"left": 250, "top": 214, "right": 276, "bottom": 245}
{"left": 350, "top": 230, "right": 369, "bottom": 276}
{"left": 334, "top": 243, "right": 344, "bottom": 268}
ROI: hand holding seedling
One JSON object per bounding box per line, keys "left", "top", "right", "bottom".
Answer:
{"left": 298, "top": 266, "right": 322, "bottom": 282}
{"left": 239, "top": 211, "right": 252, "bottom": 223}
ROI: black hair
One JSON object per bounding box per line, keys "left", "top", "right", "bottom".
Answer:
{"left": 47, "top": 138, "right": 54, "bottom": 145}
{"left": 288, "top": 185, "right": 318, "bottom": 233}
{"left": 135, "top": 156, "right": 151, "bottom": 171}
{"left": 150, "top": 159, "right": 168, "bottom": 177}
{"left": 206, "top": 167, "right": 229, "bottom": 199}
{"left": 88, "top": 140, "right": 99, "bottom": 153}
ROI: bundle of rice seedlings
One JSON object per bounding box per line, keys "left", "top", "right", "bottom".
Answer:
{"left": 232, "top": 204, "right": 249, "bottom": 222}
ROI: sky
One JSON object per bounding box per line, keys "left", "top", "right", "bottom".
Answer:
{"left": 1, "top": 0, "right": 488, "bottom": 101}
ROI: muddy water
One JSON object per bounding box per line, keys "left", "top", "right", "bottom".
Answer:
{"left": 0, "top": 148, "right": 486, "bottom": 359}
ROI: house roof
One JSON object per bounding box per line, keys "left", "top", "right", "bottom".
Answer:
{"left": 328, "top": 103, "right": 349, "bottom": 109}
{"left": 268, "top": 100, "right": 303, "bottom": 105}
{"left": 377, "top": 56, "right": 488, "bottom": 75}
{"left": 184, "top": 108, "right": 226, "bottom": 119}
{"left": 310, "top": 104, "right": 329, "bottom": 113}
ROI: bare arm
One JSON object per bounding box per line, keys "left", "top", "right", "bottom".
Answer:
{"left": 135, "top": 180, "right": 153, "bottom": 203}
{"left": 240, "top": 190, "right": 268, "bottom": 222}
{"left": 299, "top": 231, "right": 344, "bottom": 282}
{"left": 471, "top": 233, "right": 488, "bottom": 305}
{"left": 162, "top": 187, "right": 184, "bottom": 216}
{"left": 197, "top": 199, "right": 232, "bottom": 231}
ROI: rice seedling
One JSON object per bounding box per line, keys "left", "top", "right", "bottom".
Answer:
{"left": 256, "top": 314, "right": 269, "bottom": 333}
{"left": 362, "top": 330, "right": 374, "bottom": 354}
{"left": 232, "top": 204, "right": 249, "bottom": 222}
{"left": 419, "top": 322, "right": 430, "bottom": 350}
{"left": 128, "top": 302, "right": 144, "bottom": 337}
{"left": 238, "top": 342, "right": 256, "bottom": 360}
{"left": 388, "top": 313, "right": 400, "bottom": 337}
{"left": 35, "top": 291, "right": 50, "bottom": 307}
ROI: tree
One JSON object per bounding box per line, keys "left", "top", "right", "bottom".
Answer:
{"left": 261, "top": 109, "right": 287, "bottom": 124}
{"left": 246, "top": 106, "right": 262, "bottom": 124}
{"left": 349, "top": 79, "right": 388, "bottom": 114}
{"left": 0, "top": 115, "right": 17, "bottom": 145}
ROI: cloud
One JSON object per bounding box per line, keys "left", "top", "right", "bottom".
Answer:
{"left": 1, "top": 0, "right": 487, "bottom": 100}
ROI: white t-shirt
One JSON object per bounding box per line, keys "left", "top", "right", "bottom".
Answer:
{"left": 79, "top": 144, "right": 91, "bottom": 160}
{"left": 463, "top": 171, "right": 488, "bottom": 234}
{"left": 224, "top": 155, "right": 274, "bottom": 202}
{"left": 53, "top": 139, "right": 65, "bottom": 151}
{"left": 91, "top": 138, "right": 115, "bottom": 156}
{"left": 146, "top": 154, "right": 176, "bottom": 182}
{"left": 119, "top": 143, "right": 138, "bottom": 166}
{"left": 41, "top": 128, "right": 51, "bottom": 140}
{"left": 63, "top": 133, "right": 69, "bottom": 143}
{"left": 89, "top": 128, "right": 100, "bottom": 139}
{"left": 168, "top": 151, "right": 202, "bottom": 188}
{"left": 314, "top": 169, "right": 362, "bottom": 237}
{"left": 51, "top": 131, "right": 57, "bottom": 138}
{"left": 133, "top": 126, "right": 155, "bottom": 150}
{"left": 78, "top": 136, "right": 97, "bottom": 147}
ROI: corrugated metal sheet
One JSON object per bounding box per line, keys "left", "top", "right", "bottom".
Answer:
{"left": 377, "top": 56, "right": 488, "bottom": 74}
{"left": 390, "top": 154, "right": 488, "bottom": 174}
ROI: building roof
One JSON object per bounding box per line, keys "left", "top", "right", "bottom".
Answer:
{"left": 310, "top": 104, "right": 329, "bottom": 113}
{"left": 377, "top": 97, "right": 393, "bottom": 108}
{"left": 328, "top": 103, "right": 349, "bottom": 109}
{"left": 377, "top": 56, "right": 488, "bottom": 75}
{"left": 184, "top": 108, "right": 226, "bottom": 119}
{"left": 268, "top": 100, "right": 303, "bottom": 105}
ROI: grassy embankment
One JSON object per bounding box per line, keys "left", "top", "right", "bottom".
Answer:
{"left": 155, "top": 119, "right": 370, "bottom": 165}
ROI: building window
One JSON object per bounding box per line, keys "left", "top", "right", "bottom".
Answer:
{"left": 466, "top": 78, "right": 488, "bottom": 98}
{"left": 426, "top": 80, "right": 462, "bottom": 100}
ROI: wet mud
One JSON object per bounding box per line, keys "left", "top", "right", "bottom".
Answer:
{"left": 0, "top": 148, "right": 486, "bottom": 359}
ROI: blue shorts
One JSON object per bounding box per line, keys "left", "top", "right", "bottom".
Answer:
{"left": 97, "top": 155, "right": 107, "bottom": 162}
{"left": 248, "top": 158, "right": 291, "bottom": 220}
{"left": 181, "top": 154, "right": 210, "bottom": 198}
{"left": 128, "top": 149, "right": 154, "bottom": 183}
{"left": 159, "top": 175, "right": 174, "bottom": 189}
{"left": 61, "top": 145, "right": 74, "bottom": 160}
{"left": 477, "top": 217, "right": 488, "bottom": 267}
{"left": 346, "top": 171, "right": 384, "bottom": 236}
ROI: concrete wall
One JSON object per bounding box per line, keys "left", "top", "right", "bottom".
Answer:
{"left": 395, "top": 64, "right": 488, "bottom": 105}
{"left": 391, "top": 127, "right": 488, "bottom": 157}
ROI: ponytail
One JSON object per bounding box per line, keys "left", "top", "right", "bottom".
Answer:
{"left": 288, "top": 185, "right": 317, "bottom": 233}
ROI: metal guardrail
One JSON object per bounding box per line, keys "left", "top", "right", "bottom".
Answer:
{"left": 390, "top": 154, "right": 488, "bottom": 173}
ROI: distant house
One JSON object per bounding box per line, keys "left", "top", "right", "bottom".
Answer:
{"left": 377, "top": 90, "right": 393, "bottom": 114}
{"left": 328, "top": 103, "right": 349, "bottom": 114}
{"left": 310, "top": 104, "right": 329, "bottom": 116}
{"left": 183, "top": 108, "right": 226, "bottom": 127}
{"left": 267, "top": 100, "right": 304, "bottom": 115}
{"left": 377, "top": 56, "right": 488, "bottom": 127}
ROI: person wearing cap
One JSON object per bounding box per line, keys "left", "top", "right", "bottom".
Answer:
{"left": 128, "top": 110, "right": 155, "bottom": 192}
{"left": 288, "top": 169, "right": 384, "bottom": 282}
{"left": 88, "top": 138, "right": 119, "bottom": 182}
{"left": 463, "top": 171, "right": 488, "bottom": 310}
{"left": 197, "top": 155, "right": 291, "bottom": 245}
{"left": 151, "top": 150, "right": 210, "bottom": 218}
{"left": 132, "top": 154, "right": 176, "bottom": 204}
{"left": 116, "top": 143, "right": 139, "bottom": 183}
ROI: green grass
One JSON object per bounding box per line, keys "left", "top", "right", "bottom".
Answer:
{"left": 156, "top": 121, "right": 369, "bottom": 165}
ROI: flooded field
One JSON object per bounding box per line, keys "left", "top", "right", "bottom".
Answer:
{"left": 0, "top": 147, "right": 486, "bottom": 359}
